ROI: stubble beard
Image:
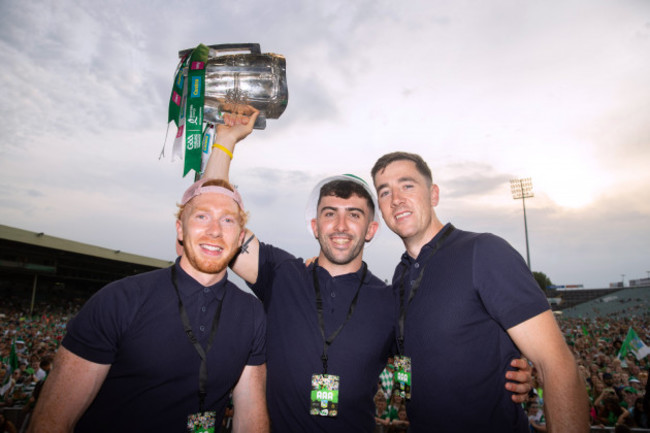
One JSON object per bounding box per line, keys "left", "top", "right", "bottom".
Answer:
{"left": 318, "top": 234, "right": 365, "bottom": 266}
{"left": 183, "top": 242, "right": 239, "bottom": 276}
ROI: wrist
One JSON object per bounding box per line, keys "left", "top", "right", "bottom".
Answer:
{"left": 212, "top": 134, "right": 237, "bottom": 150}
{"left": 212, "top": 143, "right": 233, "bottom": 160}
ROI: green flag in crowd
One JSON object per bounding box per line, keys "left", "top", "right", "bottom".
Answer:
{"left": 2, "top": 339, "right": 19, "bottom": 386}
{"left": 618, "top": 327, "right": 650, "bottom": 361}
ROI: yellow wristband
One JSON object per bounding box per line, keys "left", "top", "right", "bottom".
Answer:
{"left": 212, "top": 143, "right": 233, "bottom": 160}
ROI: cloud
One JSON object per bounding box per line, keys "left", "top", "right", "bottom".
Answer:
{"left": 2, "top": 0, "right": 649, "bottom": 290}
{"left": 439, "top": 162, "right": 510, "bottom": 197}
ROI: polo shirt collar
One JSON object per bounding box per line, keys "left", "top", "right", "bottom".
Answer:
{"left": 310, "top": 260, "right": 368, "bottom": 284}
{"left": 400, "top": 222, "right": 454, "bottom": 267}
{"left": 173, "top": 258, "right": 228, "bottom": 301}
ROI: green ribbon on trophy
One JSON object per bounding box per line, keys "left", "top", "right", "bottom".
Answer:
{"left": 168, "top": 53, "right": 188, "bottom": 128}
{"left": 168, "top": 43, "right": 209, "bottom": 177}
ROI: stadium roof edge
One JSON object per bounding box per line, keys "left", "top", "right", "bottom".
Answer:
{"left": 0, "top": 224, "right": 173, "bottom": 269}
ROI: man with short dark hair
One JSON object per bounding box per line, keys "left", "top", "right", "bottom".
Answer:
{"left": 205, "top": 125, "right": 393, "bottom": 430}
{"left": 371, "top": 151, "right": 590, "bottom": 433}
{"left": 28, "top": 176, "right": 268, "bottom": 433}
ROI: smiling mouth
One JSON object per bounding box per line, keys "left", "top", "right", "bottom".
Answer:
{"left": 329, "top": 234, "right": 353, "bottom": 247}
{"left": 395, "top": 210, "right": 412, "bottom": 221}
{"left": 200, "top": 243, "right": 224, "bottom": 253}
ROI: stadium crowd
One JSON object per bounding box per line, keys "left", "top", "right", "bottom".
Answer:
{"left": 1, "top": 289, "right": 649, "bottom": 432}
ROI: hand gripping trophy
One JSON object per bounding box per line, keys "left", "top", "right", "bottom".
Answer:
{"left": 166, "top": 43, "right": 288, "bottom": 179}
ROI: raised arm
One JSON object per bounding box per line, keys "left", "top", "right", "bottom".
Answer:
{"left": 202, "top": 108, "right": 261, "bottom": 284}
{"left": 27, "top": 346, "right": 110, "bottom": 433}
{"left": 202, "top": 107, "right": 259, "bottom": 180}
{"left": 231, "top": 364, "right": 269, "bottom": 433}
{"left": 507, "top": 310, "right": 590, "bottom": 433}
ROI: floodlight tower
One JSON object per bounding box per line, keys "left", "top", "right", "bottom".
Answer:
{"left": 510, "top": 178, "right": 534, "bottom": 270}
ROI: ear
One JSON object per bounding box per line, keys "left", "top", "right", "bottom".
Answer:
{"left": 310, "top": 218, "right": 319, "bottom": 239}
{"left": 176, "top": 219, "right": 183, "bottom": 243}
{"left": 175, "top": 219, "right": 184, "bottom": 257}
{"left": 365, "top": 220, "right": 380, "bottom": 242}
{"left": 237, "top": 227, "right": 246, "bottom": 247}
{"left": 430, "top": 184, "right": 440, "bottom": 207}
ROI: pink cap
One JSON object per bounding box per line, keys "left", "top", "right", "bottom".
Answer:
{"left": 181, "top": 178, "right": 245, "bottom": 211}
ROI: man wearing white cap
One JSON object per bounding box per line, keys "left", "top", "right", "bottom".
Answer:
{"left": 28, "top": 176, "right": 268, "bottom": 432}
{"left": 201, "top": 110, "right": 533, "bottom": 433}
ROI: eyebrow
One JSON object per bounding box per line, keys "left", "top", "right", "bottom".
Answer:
{"left": 319, "top": 205, "right": 366, "bottom": 215}
{"left": 376, "top": 175, "right": 420, "bottom": 192}
{"left": 189, "top": 205, "right": 238, "bottom": 217}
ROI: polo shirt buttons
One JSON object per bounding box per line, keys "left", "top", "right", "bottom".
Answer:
{"left": 414, "top": 263, "right": 420, "bottom": 269}
{"left": 203, "top": 287, "right": 210, "bottom": 293}
{"left": 201, "top": 306, "right": 207, "bottom": 312}
{"left": 200, "top": 325, "right": 206, "bottom": 332}
{"left": 330, "top": 292, "right": 336, "bottom": 298}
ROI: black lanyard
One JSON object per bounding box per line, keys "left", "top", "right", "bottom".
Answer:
{"left": 171, "top": 266, "right": 224, "bottom": 412}
{"left": 312, "top": 260, "right": 367, "bottom": 374}
{"left": 397, "top": 225, "right": 455, "bottom": 355}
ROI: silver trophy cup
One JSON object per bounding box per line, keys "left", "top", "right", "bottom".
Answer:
{"left": 179, "top": 43, "right": 288, "bottom": 129}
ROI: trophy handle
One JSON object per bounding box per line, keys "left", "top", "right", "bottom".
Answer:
{"left": 178, "top": 43, "right": 261, "bottom": 58}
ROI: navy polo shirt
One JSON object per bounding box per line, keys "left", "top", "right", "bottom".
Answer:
{"left": 249, "top": 242, "right": 396, "bottom": 433}
{"left": 63, "top": 259, "right": 266, "bottom": 432}
{"left": 394, "top": 224, "right": 550, "bottom": 433}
